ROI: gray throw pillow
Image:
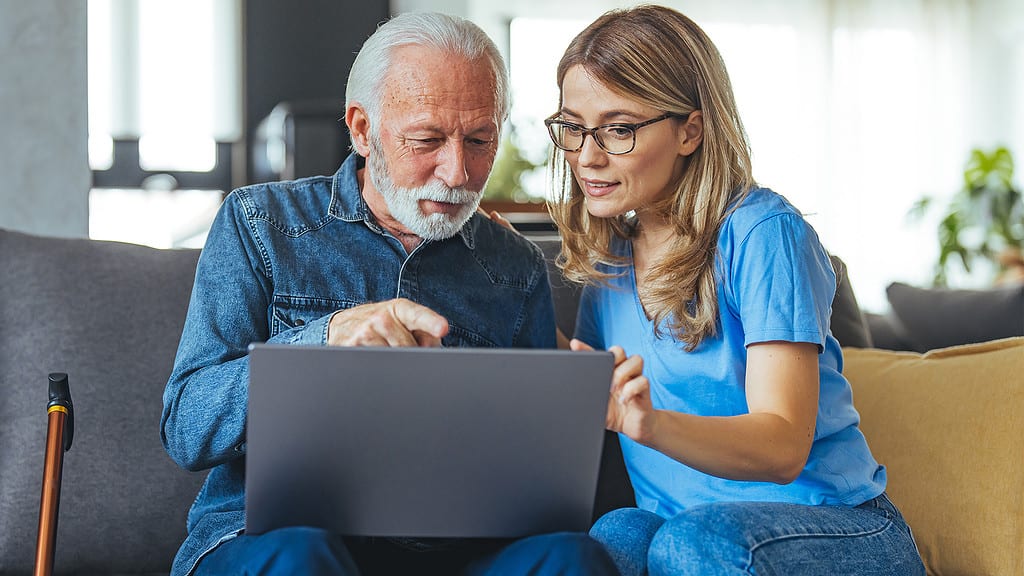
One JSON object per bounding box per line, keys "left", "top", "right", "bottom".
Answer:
{"left": 863, "top": 312, "right": 915, "bottom": 351}
{"left": 886, "top": 281, "right": 1024, "bottom": 352}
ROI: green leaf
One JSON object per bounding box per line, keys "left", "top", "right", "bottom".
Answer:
{"left": 929, "top": 146, "right": 1024, "bottom": 285}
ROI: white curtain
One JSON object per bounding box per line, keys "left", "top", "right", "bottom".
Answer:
{"left": 700, "top": 0, "right": 976, "bottom": 311}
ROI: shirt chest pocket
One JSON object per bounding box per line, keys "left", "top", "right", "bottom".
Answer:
{"left": 271, "top": 294, "right": 359, "bottom": 337}
{"left": 442, "top": 324, "right": 498, "bottom": 348}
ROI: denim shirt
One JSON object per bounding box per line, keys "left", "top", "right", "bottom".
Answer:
{"left": 160, "top": 153, "right": 557, "bottom": 575}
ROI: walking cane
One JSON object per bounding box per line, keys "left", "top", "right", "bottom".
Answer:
{"left": 34, "top": 373, "right": 74, "bottom": 576}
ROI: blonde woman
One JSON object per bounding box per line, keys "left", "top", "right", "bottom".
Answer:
{"left": 546, "top": 5, "right": 925, "bottom": 575}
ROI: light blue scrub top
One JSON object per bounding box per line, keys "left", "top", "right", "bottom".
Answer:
{"left": 575, "top": 187, "right": 886, "bottom": 518}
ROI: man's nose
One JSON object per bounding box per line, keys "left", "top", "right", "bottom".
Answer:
{"left": 435, "top": 141, "right": 470, "bottom": 189}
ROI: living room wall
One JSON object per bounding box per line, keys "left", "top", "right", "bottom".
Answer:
{"left": 0, "top": 0, "right": 90, "bottom": 238}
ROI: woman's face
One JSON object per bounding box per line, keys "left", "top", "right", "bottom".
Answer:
{"left": 558, "top": 65, "right": 693, "bottom": 221}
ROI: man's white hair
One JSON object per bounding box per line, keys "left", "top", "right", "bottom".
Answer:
{"left": 345, "top": 12, "right": 509, "bottom": 131}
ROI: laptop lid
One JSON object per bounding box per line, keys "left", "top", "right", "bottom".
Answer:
{"left": 245, "top": 344, "right": 613, "bottom": 539}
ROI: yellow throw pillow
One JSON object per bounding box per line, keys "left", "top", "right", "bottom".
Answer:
{"left": 843, "top": 337, "right": 1024, "bottom": 576}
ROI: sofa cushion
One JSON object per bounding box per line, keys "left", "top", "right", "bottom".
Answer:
{"left": 532, "top": 236, "right": 582, "bottom": 339}
{"left": 885, "top": 281, "right": 1024, "bottom": 352}
{"left": 0, "top": 228, "right": 206, "bottom": 574}
{"left": 828, "top": 255, "right": 873, "bottom": 348}
{"left": 842, "top": 337, "right": 1024, "bottom": 576}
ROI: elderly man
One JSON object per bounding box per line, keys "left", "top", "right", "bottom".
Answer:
{"left": 160, "top": 11, "right": 615, "bottom": 576}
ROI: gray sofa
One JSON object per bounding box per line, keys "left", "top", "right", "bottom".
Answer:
{"left": 0, "top": 228, "right": 206, "bottom": 575}
{"left": 3, "top": 226, "right": 1015, "bottom": 575}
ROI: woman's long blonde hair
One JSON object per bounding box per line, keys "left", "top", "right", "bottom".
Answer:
{"left": 549, "top": 5, "right": 755, "bottom": 351}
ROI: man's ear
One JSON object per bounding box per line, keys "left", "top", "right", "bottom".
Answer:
{"left": 678, "top": 110, "right": 704, "bottom": 156}
{"left": 346, "top": 104, "right": 371, "bottom": 157}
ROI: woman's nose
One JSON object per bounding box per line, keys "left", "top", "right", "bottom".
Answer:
{"left": 576, "top": 133, "right": 607, "bottom": 167}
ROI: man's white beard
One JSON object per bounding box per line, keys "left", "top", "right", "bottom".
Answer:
{"left": 367, "top": 134, "right": 482, "bottom": 241}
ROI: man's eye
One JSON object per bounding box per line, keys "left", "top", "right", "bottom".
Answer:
{"left": 564, "top": 125, "right": 584, "bottom": 137}
{"left": 467, "top": 138, "right": 492, "bottom": 147}
{"left": 408, "top": 138, "right": 442, "bottom": 152}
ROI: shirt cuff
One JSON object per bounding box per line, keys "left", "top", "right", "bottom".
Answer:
{"left": 290, "top": 314, "right": 331, "bottom": 346}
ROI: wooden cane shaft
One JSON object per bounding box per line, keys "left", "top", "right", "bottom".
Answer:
{"left": 34, "top": 409, "right": 66, "bottom": 576}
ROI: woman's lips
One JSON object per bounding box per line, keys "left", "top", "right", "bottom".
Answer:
{"left": 581, "top": 178, "right": 618, "bottom": 198}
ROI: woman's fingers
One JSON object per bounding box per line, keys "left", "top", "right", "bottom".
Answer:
{"left": 611, "top": 353, "right": 644, "bottom": 390}
{"left": 616, "top": 375, "right": 649, "bottom": 405}
{"left": 607, "top": 345, "right": 628, "bottom": 366}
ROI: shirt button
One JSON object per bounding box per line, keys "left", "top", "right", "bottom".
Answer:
{"left": 294, "top": 318, "right": 305, "bottom": 326}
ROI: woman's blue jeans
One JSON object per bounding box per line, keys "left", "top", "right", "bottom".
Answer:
{"left": 589, "top": 492, "right": 925, "bottom": 576}
{"left": 193, "top": 527, "right": 617, "bottom": 575}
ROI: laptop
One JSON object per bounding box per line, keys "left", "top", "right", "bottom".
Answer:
{"left": 245, "top": 344, "right": 614, "bottom": 539}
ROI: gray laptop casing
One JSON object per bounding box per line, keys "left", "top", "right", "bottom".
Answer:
{"left": 245, "top": 344, "right": 613, "bottom": 538}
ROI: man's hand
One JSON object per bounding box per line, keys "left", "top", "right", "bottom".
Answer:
{"left": 570, "top": 339, "right": 656, "bottom": 444}
{"left": 327, "top": 298, "right": 449, "bottom": 347}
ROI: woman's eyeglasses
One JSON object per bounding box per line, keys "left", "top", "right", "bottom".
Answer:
{"left": 544, "top": 112, "right": 680, "bottom": 155}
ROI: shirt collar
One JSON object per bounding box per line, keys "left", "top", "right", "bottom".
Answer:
{"left": 329, "top": 153, "right": 476, "bottom": 249}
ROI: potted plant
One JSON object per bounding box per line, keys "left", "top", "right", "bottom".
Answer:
{"left": 910, "top": 146, "right": 1024, "bottom": 286}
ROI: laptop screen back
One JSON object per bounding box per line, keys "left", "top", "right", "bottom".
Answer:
{"left": 245, "top": 344, "right": 613, "bottom": 538}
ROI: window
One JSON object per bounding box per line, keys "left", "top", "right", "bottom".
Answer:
{"left": 507, "top": 17, "right": 588, "bottom": 200}
{"left": 87, "top": 0, "right": 240, "bottom": 248}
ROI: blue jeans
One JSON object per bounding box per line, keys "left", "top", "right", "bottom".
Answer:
{"left": 193, "top": 527, "right": 617, "bottom": 576}
{"left": 590, "top": 493, "right": 925, "bottom": 576}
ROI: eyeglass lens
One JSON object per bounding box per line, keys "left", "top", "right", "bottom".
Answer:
{"left": 549, "top": 123, "right": 635, "bottom": 154}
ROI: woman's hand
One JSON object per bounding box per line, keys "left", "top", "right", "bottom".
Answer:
{"left": 477, "top": 208, "right": 517, "bottom": 233}
{"left": 569, "top": 339, "right": 818, "bottom": 483}
{"left": 570, "top": 339, "right": 656, "bottom": 444}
